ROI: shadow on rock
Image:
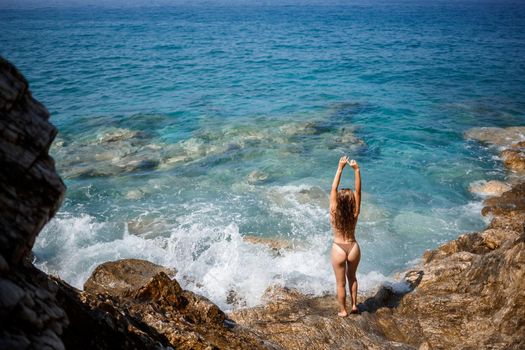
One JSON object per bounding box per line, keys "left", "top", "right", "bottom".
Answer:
{"left": 359, "top": 270, "right": 424, "bottom": 314}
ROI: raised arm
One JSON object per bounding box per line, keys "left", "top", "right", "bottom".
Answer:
{"left": 349, "top": 159, "right": 361, "bottom": 218}
{"left": 330, "top": 156, "right": 348, "bottom": 212}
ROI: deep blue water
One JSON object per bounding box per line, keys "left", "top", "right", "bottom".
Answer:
{"left": 1, "top": 2, "right": 524, "bottom": 309}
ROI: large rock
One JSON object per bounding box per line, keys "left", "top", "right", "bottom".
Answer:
{"left": 52, "top": 275, "right": 170, "bottom": 349}
{"left": 0, "top": 57, "right": 66, "bottom": 266}
{"left": 83, "top": 259, "right": 277, "bottom": 349}
{"left": 231, "top": 283, "right": 418, "bottom": 350}
{"left": 501, "top": 149, "right": 525, "bottom": 172}
{"left": 0, "top": 266, "right": 69, "bottom": 350}
{"left": 464, "top": 126, "right": 525, "bottom": 148}
{"left": 0, "top": 57, "right": 69, "bottom": 350}
{"left": 469, "top": 179, "right": 511, "bottom": 197}
{"left": 83, "top": 259, "right": 177, "bottom": 296}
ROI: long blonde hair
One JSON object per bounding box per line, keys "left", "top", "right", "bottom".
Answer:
{"left": 331, "top": 188, "right": 356, "bottom": 240}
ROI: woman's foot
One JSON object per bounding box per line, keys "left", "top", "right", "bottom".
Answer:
{"left": 350, "top": 306, "right": 359, "bottom": 314}
{"left": 337, "top": 310, "right": 348, "bottom": 317}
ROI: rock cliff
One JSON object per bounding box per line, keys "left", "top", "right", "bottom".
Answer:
{"left": 1, "top": 57, "right": 69, "bottom": 350}
{"left": 1, "top": 57, "right": 524, "bottom": 349}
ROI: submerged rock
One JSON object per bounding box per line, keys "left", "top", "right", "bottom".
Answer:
{"left": 322, "top": 126, "right": 366, "bottom": 152}
{"left": 243, "top": 235, "right": 294, "bottom": 253}
{"left": 95, "top": 128, "right": 147, "bottom": 143}
{"left": 247, "top": 170, "right": 270, "bottom": 184}
{"left": 52, "top": 131, "right": 163, "bottom": 179}
{"left": 127, "top": 216, "right": 169, "bottom": 236}
{"left": 465, "top": 126, "right": 525, "bottom": 148}
{"left": 265, "top": 185, "right": 329, "bottom": 210}
{"left": 469, "top": 179, "right": 512, "bottom": 197}
{"left": 466, "top": 126, "right": 525, "bottom": 177}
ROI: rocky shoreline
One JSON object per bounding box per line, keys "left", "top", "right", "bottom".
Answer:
{"left": 1, "top": 58, "right": 524, "bottom": 349}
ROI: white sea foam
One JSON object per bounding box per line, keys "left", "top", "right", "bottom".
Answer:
{"left": 35, "top": 206, "right": 402, "bottom": 312}
{"left": 35, "top": 214, "right": 171, "bottom": 289}
{"left": 34, "top": 184, "right": 486, "bottom": 311}
{"left": 357, "top": 270, "right": 412, "bottom": 294}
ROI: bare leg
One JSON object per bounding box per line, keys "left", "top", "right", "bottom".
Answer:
{"left": 346, "top": 243, "right": 361, "bottom": 313}
{"left": 331, "top": 244, "right": 348, "bottom": 317}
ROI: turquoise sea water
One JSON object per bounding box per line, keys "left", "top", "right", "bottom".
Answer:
{"left": 2, "top": 2, "right": 524, "bottom": 309}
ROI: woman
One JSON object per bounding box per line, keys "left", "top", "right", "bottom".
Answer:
{"left": 330, "top": 155, "right": 361, "bottom": 317}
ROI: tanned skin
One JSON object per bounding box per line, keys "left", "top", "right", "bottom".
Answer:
{"left": 329, "top": 156, "right": 361, "bottom": 316}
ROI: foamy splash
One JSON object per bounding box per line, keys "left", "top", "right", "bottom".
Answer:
{"left": 35, "top": 212, "right": 333, "bottom": 310}
{"left": 34, "top": 183, "right": 486, "bottom": 311}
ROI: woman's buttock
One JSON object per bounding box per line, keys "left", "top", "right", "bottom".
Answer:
{"left": 333, "top": 240, "right": 360, "bottom": 261}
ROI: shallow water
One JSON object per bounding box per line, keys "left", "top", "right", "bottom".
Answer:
{"left": 2, "top": 1, "right": 524, "bottom": 310}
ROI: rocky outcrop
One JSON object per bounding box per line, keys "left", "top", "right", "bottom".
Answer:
{"left": 83, "top": 259, "right": 177, "bottom": 296}
{"left": 0, "top": 58, "right": 66, "bottom": 266}
{"left": 81, "top": 259, "right": 276, "bottom": 350}
{"left": 0, "top": 57, "right": 69, "bottom": 350}
{"left": 229, "top": 182, "right": 525, "bottom": 349}
{"left": 466, "top": 126, "right": 525, "bottom": 175}
{"left": 52, "top": 258, "right": 275, "bottom": 350}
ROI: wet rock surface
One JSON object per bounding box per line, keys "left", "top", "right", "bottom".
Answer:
{"left": 82, "top": 260, "right": 276, "bottom": 349}
{"left": 501, "top": 148, "right": 525, "bottom": 172}
{"left": 83, "top": 259, "right": 177, "bottom": 296}
{"left": 469, "top": 179, "right": 511, "bottom": 197}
